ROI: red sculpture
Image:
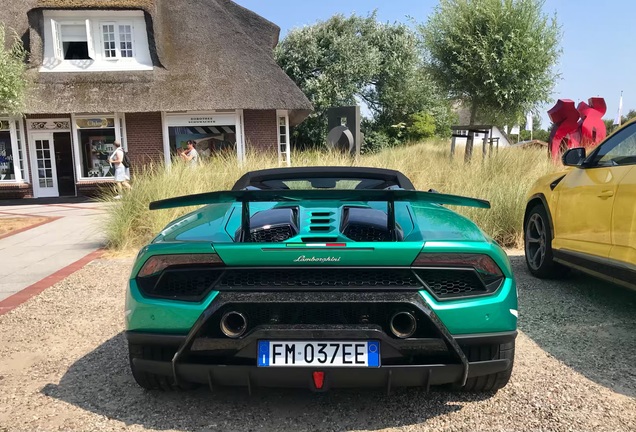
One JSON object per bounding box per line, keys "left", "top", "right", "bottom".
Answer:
{"left": 578, "top": 97, "right": 607, "bottom": 145}
{"left": 548, "top": 97, "right": 607, "bottom": 160}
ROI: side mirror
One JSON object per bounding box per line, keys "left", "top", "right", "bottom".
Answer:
{"left": 562, "top": 147, "right": 586, "bottom": 167}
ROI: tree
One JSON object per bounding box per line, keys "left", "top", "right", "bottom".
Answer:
{"left": 420, "top": 0, "right": 561, "bottom": 159}
{"left": 275, "top": 13, "right": 452, "bottom": 148}
{"left": 0, "top": 24, "right": 27, "bottom": 115}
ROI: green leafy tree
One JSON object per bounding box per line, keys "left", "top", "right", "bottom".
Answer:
{"left": 275, "top": 13, "right": 452, "bottom": 148}
{"left": 0, "top": 25, "right": 27, "bottom": 115}
{"left": 420, "top": 0, "right": 561, "bottom": 159}
{"left": 408, "top": 111, "right": 436, "bottom": 140}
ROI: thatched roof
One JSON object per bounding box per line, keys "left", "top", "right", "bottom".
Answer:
{"left": 1, "top": 0, "right": 312, "bottom": 123}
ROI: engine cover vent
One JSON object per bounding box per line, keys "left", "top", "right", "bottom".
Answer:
{"left": 341, "top": 207, "right": 403, "bottom": 242}
{"left": 236, "top": 207, "right": 299, "bottom": 242}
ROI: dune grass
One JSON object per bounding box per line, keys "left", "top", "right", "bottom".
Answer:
{"left": 102, "top": 141, "right": 559, "bottom": 253}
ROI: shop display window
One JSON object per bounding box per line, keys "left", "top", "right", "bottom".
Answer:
{"left": 168, "top": 125, "right": 236, "bottom": 159}
{"left": 76, "top": 117, "right": 116, "bottom": 178}
{"left": 0, "top": 120, "right": 26, "bottom": 182}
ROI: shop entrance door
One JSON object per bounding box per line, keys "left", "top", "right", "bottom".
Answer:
{"left": 30, "top": 132, "right": 59, "bottom": 198}
{"left": 53, "top": 132, "right": 76, "bottom": 196}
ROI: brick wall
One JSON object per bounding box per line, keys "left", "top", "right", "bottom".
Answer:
{"left": 125, "top": 112, "right": 164, "bottom": 169}
{"left": 0, "top": 183, "right": 31, "bottom": 199}
{"left": 243, "top": 109, "right": 278, "bottom": 153}
{"left": 76, "top": 181, "right": 115, "bottom": 197}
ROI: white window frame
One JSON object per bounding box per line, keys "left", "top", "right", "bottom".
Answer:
{"left": 50, "top": 19, "right": 63, "bottom": 61}
{"left": 71, "top": 113, "right": 127, "bottom": 181}
{"left": 0, "top": 118, "right": 28, "bottom": 183}
{"left": 100, "top": 21, "right": 135, "bottom": 60}
{"left": 276, "top": 110, "right": 291, "bottom": 167}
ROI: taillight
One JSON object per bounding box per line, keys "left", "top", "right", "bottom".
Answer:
{"left": 412, "top": 253, "right": 503, "bottom": 279}
{"left": 138, "top": 254, "right": 224, "bottom": 277}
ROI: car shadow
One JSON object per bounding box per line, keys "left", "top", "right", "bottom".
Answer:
{"left": 41, "top": 332, "right": 491, "bottom": 431}
{"left": 510, "top": 254, "right": 636, "bottom": 398}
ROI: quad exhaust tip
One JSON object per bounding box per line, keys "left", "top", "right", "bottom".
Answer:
{"left": 390, "top": 312, "right": 417, "bottom": 339}
{"left": 220, "top": 311, "right": 247, "bottom": 338}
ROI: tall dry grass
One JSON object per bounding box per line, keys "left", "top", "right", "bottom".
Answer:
{"left": 102, "top": 142, "right": 559, "bottom": 253}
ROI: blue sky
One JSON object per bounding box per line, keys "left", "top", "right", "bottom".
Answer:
{"left": 235, "top": 0, "right": 634, "bottom": 128}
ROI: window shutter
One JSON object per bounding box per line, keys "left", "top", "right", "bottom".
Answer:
{"left": 51, "top": 19, "right": 63, "bottom": 60}
{"left": 85, "top": 19, "right": 95, "bottom": 59}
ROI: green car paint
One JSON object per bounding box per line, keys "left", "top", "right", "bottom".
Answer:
{"left": 125, "top": 199, "right": 517, "bottom": 335}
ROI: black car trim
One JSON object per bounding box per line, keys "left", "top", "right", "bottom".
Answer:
{"left": 131, "top": 358, "right": 511, "bottom": 392}
{"left": 453, "top": 330, "right": 518, "bottom": 345}
{"left": 549, "top": 175, "right": 566, "bottom": 191}
{"left": 553, "top": 249, "right": 636, "bottom": 290}
{"left": 136, "top": 265, "right": 504, "bottom": 302}
{"left": 124, "top": 329, "right": 518, "bottom": 348}
{"left": 190, "top": 326, "right": 446, "bottom": 359}
{"left": 164, "top": 291, "right": 471, "bottom": 388}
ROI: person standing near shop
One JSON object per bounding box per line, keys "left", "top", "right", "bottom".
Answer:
{"left": 179, "top": 140, "right": 200, "bottom": 167}
{"left": 109, "top": 140, "right": 132, "bottom": 199}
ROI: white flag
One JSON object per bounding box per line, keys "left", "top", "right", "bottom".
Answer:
{"left": 525, "top": 112, "right": 533, "bottom": 131}
{"left": 614, "top": 92, "right": 623, "bottom": 126}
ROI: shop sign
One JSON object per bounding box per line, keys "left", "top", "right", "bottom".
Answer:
{"left": 165, "top": 112, "right": 236, "bottom": 127}
{"left": 76, "top": 118, "right": 115, "bottom": 129}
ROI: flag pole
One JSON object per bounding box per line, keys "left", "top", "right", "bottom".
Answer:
{"left": 614, "top": 90, "right": 623, "bottom": 130}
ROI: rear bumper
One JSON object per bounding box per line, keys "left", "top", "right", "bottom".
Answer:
{"left": 126, "top": 329, "right": 517, "bottom": 391}
{"left": 131, "top": 357, "right": 511, "bottom": 391}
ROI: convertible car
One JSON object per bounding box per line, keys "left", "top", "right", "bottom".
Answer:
{"left": 125, "top": 167, "right": 518, "bottom": 393}
{"left": 524, "top": 120, "right": 636, "bottom": 289}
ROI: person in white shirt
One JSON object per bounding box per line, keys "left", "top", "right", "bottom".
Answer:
{"left": 179, "top": 140, "right": 200, "bottom": 167}
{"left": 108, "top": 140, "right": 132, "bottom": 199}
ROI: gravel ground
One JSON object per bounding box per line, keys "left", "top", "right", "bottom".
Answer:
{"left": 0, "top": 253, "right": 635, "bottom": 432}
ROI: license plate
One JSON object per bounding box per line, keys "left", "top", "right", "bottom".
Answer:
{"left": 257, "top": 341, "right": 380, "bottom": 367}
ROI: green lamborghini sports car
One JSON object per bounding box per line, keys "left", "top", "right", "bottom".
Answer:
{"left": 125, "top": 167, "right": 517, "bottom": 393}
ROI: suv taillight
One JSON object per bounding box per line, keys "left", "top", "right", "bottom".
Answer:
{"left": 137, "top": 253, "right": 224, "bottom": 277}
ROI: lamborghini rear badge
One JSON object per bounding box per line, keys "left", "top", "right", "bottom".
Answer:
{"left": 293, "top": 256, "right": 341, "bottom": 263}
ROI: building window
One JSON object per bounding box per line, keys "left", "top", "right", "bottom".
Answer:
{"left": 75, "top": 117, "right": 116, "bottom": 178}
{"left": 101, "top": 22, "right": 134, "bottom": 59}
{"left": 168, "top": 125, "right": 236, "bottom": 159}
{"left": 0, "top": 119, "right": 27, "bottom": 182}
{"left": 102, "top": 24, "right": 117, "bottom": 58}
{"left": 119, "top": 24, "right": 134, "bottom": 57}
{"left": 277, "top": 112, "right": 290, "bottom": 167}
{"left": 60, "top": 21, "right": 93, "bottom": 60}
{"left": 14, "top": 120, "right": 26, "bottom": 181}
{"left": 42, "top": 10, "right": 152, "bottom": 72}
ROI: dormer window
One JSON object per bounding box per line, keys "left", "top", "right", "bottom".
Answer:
{"left": 42, "top": 10, "right": 152, "bottom": 72}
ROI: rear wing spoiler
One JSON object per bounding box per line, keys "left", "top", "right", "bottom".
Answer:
{"left": 149, "top": 189, "right": 490, "bottom": 242}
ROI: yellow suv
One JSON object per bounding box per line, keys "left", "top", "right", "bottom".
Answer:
{"left": 524, "top": 121, "right": 636, "bottom": 290}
